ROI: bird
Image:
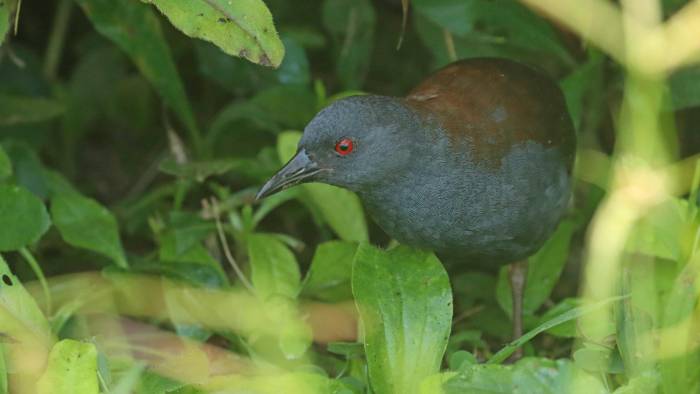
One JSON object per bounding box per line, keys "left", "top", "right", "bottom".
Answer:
{"left": 256, "top": 58, "right": 576, "bottom": 346}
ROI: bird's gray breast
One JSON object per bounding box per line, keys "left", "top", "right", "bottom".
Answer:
{"left": 359, "top": 141, "right": 571, "bottom": 266}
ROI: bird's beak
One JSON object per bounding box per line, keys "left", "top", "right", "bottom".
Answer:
{"left": 256, "top": 149, "right": 321, "bottom": 201}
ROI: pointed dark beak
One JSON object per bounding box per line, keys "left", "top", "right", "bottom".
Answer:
{"left": 256, "top": 149, "right": 321, "bottom": 201}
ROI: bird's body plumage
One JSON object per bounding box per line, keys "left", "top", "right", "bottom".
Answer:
{"left": 359, "top": 59, "right": 575, "bottom": 266}
{"left": 258, "top": 58, "right": 575, "bottom": 269}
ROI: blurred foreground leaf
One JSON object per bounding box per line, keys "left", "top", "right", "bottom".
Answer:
{"left": 36, "top": 340, "right": 98, "bottom": 394}
{"left": 142, "top": 0, "right": 284, "bottom": 67}
{"left": 0, "top": 185, "right": 50, "bottom": 251}
{"left": 277, "top": 131, "right": 368, "bottom": 242}
{"left": 51, "top": 193, "right": 128, "bottom": 268}
{"left": 74, "top": 0, "right": 202, "bottom": 153}
{"left": 0, "top": 94, "right": 64, "bottom": 126}
{"left": 352, "top": 244, "right": 452, "bottom": 394}
{"left": 0, "top": 255, "right": 53, "bottom": 377}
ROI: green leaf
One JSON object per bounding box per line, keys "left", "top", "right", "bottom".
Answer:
{"left": 0, "top": 185, "right": 50, "bottom": 251}
{"left": 51, "top": 193, "right": 128, "bottom": 268}
{"left": 488, "top": 296, "right": 626, "bottom": 364}
{"left": 0, "top": 0, "right": 16, "bottom": 46}
{"left": 535, "top": 298, "right": 581, "bottom": 338}
{"left": 412, "top": 0, "right": 573, "bottom": 69}
{"left": 74, "top": 0, "right": 203, "bottom": 153}
{"left": 247, "top": 233, "right": 301, "bottom": 300}
{"left": 352, "top": 244, "right": 452, "bottom": 394}
{"left": 443, "top": 358, "right": 607, "bottom": 394}
{"left": 496, "top": 218, "right": 578, "bottom": 317}
{"left": 0, "top": 146, "right": 11, "bottom": 182}
{"left": 302, "top": 240, "right": 357, "bottom": 301}
{"left": 2, "top": 142, "right": 50, "bottom": 199}
{"left": 0, "top": 94, "right": 64, "bottom": 126}
{"left": 560, "top": 51, "right": 605, "bottom": 131}
{"left": 141, "top": 0, "right": 284, "bottom": 67}
{"left": 36, "top": 340, "right": 99, "bottom": 394}
{"left": 0, "top": 254, "right": 53, "bottom": 376}
{"left": 277, "top": 131, "right": 368, "bottom": 242}
{"left": 322, "top": 0, "right": 376, "bottom": 89}
{"left": 0, "top": 345, "right": 6, "bottom": 394}
{"left": 625, "top": 198, "right": 688, "bottom": 261}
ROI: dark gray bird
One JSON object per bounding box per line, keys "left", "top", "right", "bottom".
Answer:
{"left": 256, "top": 58, "right": 576, "bottom": 344}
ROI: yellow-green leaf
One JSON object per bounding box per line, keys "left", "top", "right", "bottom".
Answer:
{"left": 141, "top": 0, "right": 284, "bottom": 67}
{"left": 36, "top": 340, "right": 99, "bottom": 394}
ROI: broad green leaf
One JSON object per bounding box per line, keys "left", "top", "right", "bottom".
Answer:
{"left": 496, "top": 218, "right": 578, "bottom": 317}
{"left": 0, "top": 94, "right": 64, "bottom": 126}
{"left": 573, "top": 346, "right": 624, "bottom": 374}
{"left": 36, "top": 340, "right": 99, "bottom": 394}
{"left": 277, "top": 131, "right": 368, "bottom": 242}
{"left": 411, "top": 0, "right": 574, "bottom": 64}
{"left": 302, "top": 240, "right": 357, "bottom": 301}
{"left": 74, "top": 0, "right": 202, "bottom": 153}
{"left": 0, "top": 146, "right": 10, "bottom": 182}
{"left": 141, "top": 0, "right": 284, "bottom": 67}
{"left": 352, "top": 244, "right": 452, "bottom": 394}
{"left": 0, "top": 185, "right": 50, "bottom": 251}
{"left": 247, "top": 233, "right": 301, "bottom": 300}
{"left": 51, "top": 193, "right": 128, "bottom": 268}
{"left": 0, "top": 255, "right": 53, "bottom": 376}
{"left": 322, "top": 0, "right": 376, "bottom": 89}
{"left": 443, "top": 358, "right": 607, "bottom": 394}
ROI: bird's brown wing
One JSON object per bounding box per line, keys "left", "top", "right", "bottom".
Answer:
{"left": 404, "top": 58, "right": 575, "bottom": 170}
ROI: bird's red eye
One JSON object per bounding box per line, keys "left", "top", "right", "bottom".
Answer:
{"left": 335, "top": 138, "right": 354, "bottom": 156}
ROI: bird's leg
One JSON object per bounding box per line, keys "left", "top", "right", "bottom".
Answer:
{"left": 508, "top": 260, "right": 528, "bottom": 360}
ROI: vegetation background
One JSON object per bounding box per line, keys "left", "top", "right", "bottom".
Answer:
{"left": 0, "top": 0, "right": 699, "bottom": 393}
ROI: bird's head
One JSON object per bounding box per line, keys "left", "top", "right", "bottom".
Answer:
{"left": 256, "top": 95, "right": 421, "bottom": 200}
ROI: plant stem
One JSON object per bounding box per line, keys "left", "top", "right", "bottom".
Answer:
{"left": 43, "top": 0, "right": 72, "bottom": 80}
{"left": 19, "top": 247, "right": 52, "bottom": 316}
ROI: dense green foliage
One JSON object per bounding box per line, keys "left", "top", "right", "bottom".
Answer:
{"left": 0, "top": 0, "right": 700, "bottom": 393}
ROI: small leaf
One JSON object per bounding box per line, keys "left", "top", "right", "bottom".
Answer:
{"left": 74, "top": 0, "right": 203, "bottom": 153}
{"left": 0, "top": 146, "right": 11, "bottom": 182}
{"left": 352, "top": 244, "right": 452, "bottom": 394}
{"left": 51, "top": 193, "right": 128, "bottom": 268}
{"left": 302, "top": 240, "right": 358, "bottom": 301}
{"left": 0, "top": 185, "right": 50, "bottom": 251}
{"left": 247, "top": 233, "right": 301, "bottom": 300}
{"left": 0, "top": 94, "right": 64, "bottom": 126}
{"left": 141, "top": 0, "right": 284, "bottom": 67}
{"left": 277, "top": 131, "right": 368, "bottom": 242}
{"left": 36, "top": 340, "right": 99, "bottom": 394}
